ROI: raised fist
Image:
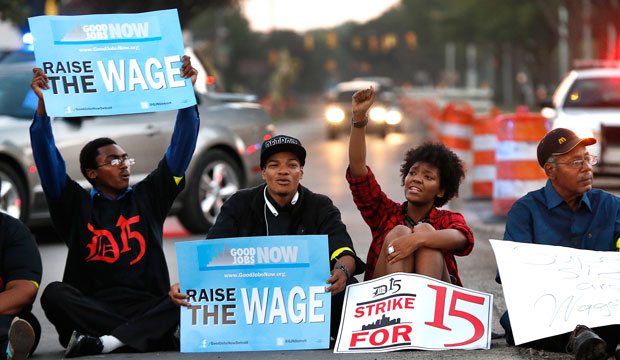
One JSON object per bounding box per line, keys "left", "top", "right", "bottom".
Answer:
{"left": 352, "top": 86, "right": 375, "bottom": 119}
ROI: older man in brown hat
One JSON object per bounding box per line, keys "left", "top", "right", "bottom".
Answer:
{"left": 498, "top": 128, "right": 620, "bottom": 359}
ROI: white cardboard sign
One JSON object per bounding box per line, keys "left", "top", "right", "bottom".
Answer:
{"left": 490, "top": 239, "right": 620, "bottom": 345}
{"left": 334, "top": 273, "right": 493, "bottom": 353}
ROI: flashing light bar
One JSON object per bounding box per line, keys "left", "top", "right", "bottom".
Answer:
{"left": 573, "top": 59, "right": 620, "bottom": 69}
{"left": 22, "top": 33, "right": 34, "bottom": 45}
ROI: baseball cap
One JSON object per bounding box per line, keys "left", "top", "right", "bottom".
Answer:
{"left": 536, "top": 128, "right": 596, "bottom": 167}
{"left": 260, "top": 135, "right": 306, "bottom": 168}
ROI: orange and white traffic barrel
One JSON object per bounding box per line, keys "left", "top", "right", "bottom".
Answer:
{"left": 440, "top": 102, "right": 474, "bottom": 165}
{"left": 493, "top": 109, "right": 550, "bottom": 216}
{"left": 472, "top": 108, "right": 500, "bottom": 198}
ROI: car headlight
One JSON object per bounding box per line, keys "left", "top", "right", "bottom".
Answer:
{"left": 541, "top": 107, "right": 556, "bottom": 119}
{"left": 386, "top": 110, "right": 402, "bottom": 125}
{"left": 369, "top": 107, "right": 386, "bottom": 122}
{"left": 326, "top": 107, "right": 345, "bottom": 123}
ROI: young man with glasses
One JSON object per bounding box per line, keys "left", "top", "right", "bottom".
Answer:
{"left": 29, "top": 56, "right": 199, "bottom": 357}
{"left": 498, "top": 128, "right": 620, "bottom": 359}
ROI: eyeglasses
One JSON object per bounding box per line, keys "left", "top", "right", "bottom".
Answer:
{"left": 96, "top": 158, "right": 135, "bottom": 168}
{"left": 551, "top": 155, "right": 598, "bottom": 169}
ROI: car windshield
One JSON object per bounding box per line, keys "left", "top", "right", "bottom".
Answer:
{"left": 564, "top": 77, "right": 620, "bottom": 108}
{"left": 334, "top": 89, "right": 391, "bottom": 103}
{"left": 335, "top": 90, "right": 358, "bottom": 102}
{"left": 0, "top": 70, "right": 37, "bottom": 119}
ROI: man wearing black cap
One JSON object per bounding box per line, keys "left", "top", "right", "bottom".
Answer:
{"left": 170, "top": 134, "right": 365, "bottom": 337}
{"left": 499, "top": 128, "right": 620, "bottom": 359}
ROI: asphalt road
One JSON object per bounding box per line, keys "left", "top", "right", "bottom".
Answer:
{"left": 28, "top": 109, "right": 572, "bottom": 359}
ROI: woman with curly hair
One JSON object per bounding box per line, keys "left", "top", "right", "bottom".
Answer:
{"left": 346, "top": 87, "right": 474, "bottom": 285}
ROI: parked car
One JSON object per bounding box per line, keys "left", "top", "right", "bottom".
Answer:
{"left": 542, "top": 66, "right": 620, "bottom": 165}
{"left": 0, "top": 60, "right": 274, "bottom": 234}
{"left": 324, "top": 79, "right": 403, "bottom": 139}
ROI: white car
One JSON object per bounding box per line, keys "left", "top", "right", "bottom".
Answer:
{"left": 324, "top": 80, "right": 403, "bottom": 139}
{"left": 543, "top": 67, "right": 620, "bottom": 163}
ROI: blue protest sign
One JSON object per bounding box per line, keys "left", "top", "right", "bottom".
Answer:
{"left": 176, "top": 235, "right": 332, "bottom": 352}
{"left": 28, "top": 9, "right": 196, "bottom": 117}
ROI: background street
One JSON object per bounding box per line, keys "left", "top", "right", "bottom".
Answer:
{"left": 29, "top": 111, "right": 571, "bottom": 359}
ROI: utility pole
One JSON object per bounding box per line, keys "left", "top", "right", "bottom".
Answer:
{"left": 558, "top": 5, "right": 570, "bottom": 79}
{"left": 502, "top": 43, "right": 513, "bottom": 105}
{"left": 445, "top": 42, "right": 456, "bottom": 87}
{"left": 582, "top": 0, "right": 593, "bottom": 59}
{"left": 466, "top": 43, "right": 477, "bottom": 89}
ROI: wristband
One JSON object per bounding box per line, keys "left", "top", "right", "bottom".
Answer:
{"left": 352, "top": 116, "right": 368, "bottom": 128}
{"left": 335, "top": 257, "right": 351, "bottom": 280}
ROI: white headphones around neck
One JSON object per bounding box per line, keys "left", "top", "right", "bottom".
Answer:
{"left": 263, "top": 186, "right": 299, "bottom": 235}
{"left": 263, "top": 186, "right": 299, "bottom": 217}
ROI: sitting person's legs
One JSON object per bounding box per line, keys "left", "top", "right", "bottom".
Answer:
{"left": 41, "top": 281, "right": 127, "bottom": 348}
{"left": 374, "top": 225, "right": 412, "bottom": 278}
{"left": 412, "top": 223, "right": 451, "bottom": 283}
{"left": 108, "top": 293, "right": 179, "bottom": 352}
{"left": 374, "top": 224, "right": 450, "bottom": 283}
{"left": 42, "top": 281, "right": 179, "bottom": 356}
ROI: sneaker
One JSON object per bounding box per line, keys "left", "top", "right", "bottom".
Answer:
{"left": 7, "top": 318, "right": 35, "bottom": 360}
{"left": 566, "top": 324, "right": 608, "bottom": 360}
{"left": 64, "top": 331, "right": 103, "bottom": 358}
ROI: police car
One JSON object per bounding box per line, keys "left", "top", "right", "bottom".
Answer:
{"left": 542, "top": 61, "right": 620, "bottom": 167}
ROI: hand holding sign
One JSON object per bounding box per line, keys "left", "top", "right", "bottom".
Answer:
{"left": 326, "top": 255, "right": 355, "bottom": 295}
{"left": 29, "top": 10, "right": 197, "bottom": 117}
{"left": 180, "top": 55, "right": 198, "bottom": 86}
{"left": 30, "top": 68, "right": 50, "bottom": 116}
{"left": 169, "top": 282, "right": 191, "bottom": 307}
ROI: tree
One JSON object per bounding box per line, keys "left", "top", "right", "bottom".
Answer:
{"left": 0, "top": 0, "right": 38, "bottom": 27}
{"left": 187, "top": 5, "right": 266, "bottom": 94}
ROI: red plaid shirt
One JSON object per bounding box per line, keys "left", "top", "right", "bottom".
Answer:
{"left": 346, "top": 166, "right": 474, "bottom": 285}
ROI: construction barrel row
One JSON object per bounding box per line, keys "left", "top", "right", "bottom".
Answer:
{"left": 412, "top": 99, "right": 550, "bottom": 216}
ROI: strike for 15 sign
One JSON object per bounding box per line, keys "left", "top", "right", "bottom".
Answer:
{"left": 176, "top": 235, "right": 331, "bottom": 352}
{"left": 334, "top": 273, "right": 493, "bottom": 353}
{"left": 28, "top": 9, "right": 196, "bottom": 117}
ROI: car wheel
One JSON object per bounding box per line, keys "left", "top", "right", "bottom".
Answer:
{"left": 0, "top": 163, "right": 28, "bottom": 222}
{"left": 178, "top": 150, "right": 242, "bottom": 234}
